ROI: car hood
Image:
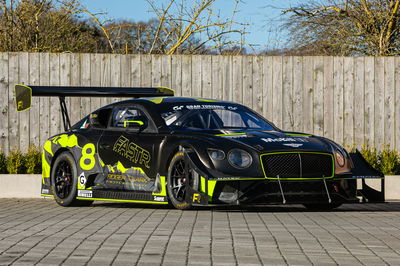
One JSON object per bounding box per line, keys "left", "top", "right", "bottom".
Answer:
{"left": 189, "top": 129, "right": 334, "bottom": 153}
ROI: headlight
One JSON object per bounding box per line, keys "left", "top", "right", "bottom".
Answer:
{"left": 335, "top": 150, "right": 345, "bottom": 167}
{"left": 228, "top": 149, "right": 252, "bottom": 169}
{"left": 207, "top": 148, "right": 225, "bottom": 160}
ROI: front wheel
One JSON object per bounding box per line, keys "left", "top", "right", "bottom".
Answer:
{"left": 51, "top": 151, "right": 92, "bottom": 207}
{"left": 167, "top": 152, "right": 199, "bottom": 210}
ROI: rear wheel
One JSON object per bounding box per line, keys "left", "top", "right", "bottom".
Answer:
{"left": 303, "top": 203, "right": 342, "bottom": 211}
{"left": 167, "top": 152, "right": 199, "bottom": 210}
{"left": 51, "top": 151, "right": 92, "bottom": 207}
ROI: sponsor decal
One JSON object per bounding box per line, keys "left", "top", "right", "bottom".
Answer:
{"left": 41, "top": 189, "right": 50, "bottom": 194}
{"left": 261, "top": 137, "right": 309, "bottom": 143}
{"left": 78, "top": 190, "right": 93, "bottom": 198}
{"left": 153, "top": 196, "right": 165, "bottom": 202}
{"left": 79, "top": 172, "right": 87, "bottom": 187}
{"left": 185, "top": 104, "right": 225, "bottom": 110}
{"left": 113, "top": 135, "right": 151, "bottom": 168}
{"left": 283, "top": 143, "right": 304, "bottom": 148}
{"left": 192, "top": 193, "right": 201, "bottom": 203}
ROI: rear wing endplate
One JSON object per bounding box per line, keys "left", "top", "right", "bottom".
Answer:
{"left": 14, "top": 84, "right": 174, "bottom": 131}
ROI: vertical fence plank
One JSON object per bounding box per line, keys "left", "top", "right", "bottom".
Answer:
{"left": 70, "top": 53, "right": 81, "bottom": 125}
{"left": 374, "top": 57, "right": 385, "bottom": 148}
{"left": 343, "top": 57, "right": 354, "bottom": 147}
{"left": 253, "top": 56, "right": 263, "bottom": 114}
{"left": 282, "top": 56, "right": 293, "bottom": 131}
{"left": 211, "top": 56, "right": 221, "bottom": 100}
{"left": 395, "top": 57, "right": 400, "bottom": 151}
{"left": 18, "top": 52, "right": 29, "bottom": 152}
{"left": 80, "top": 54, "right": 91, "bottom": 117}
{"left": 292, "top": 56, "right": 303, "bottom": 132}
{"left": 192, "top": 55, "right": 202, "bottom": 98}
{"left": 141, "top": 55, "right": 152, "bottom": 87}
{"left": 323, "top": 56, "right": 334, "bottom": 140}
{"left": 130, "top": 55, "right": 140, "bottom": 86}
{"left": 161, "top": 55, "right": 171, "bottom": 88}
{"left": 0, "top": 53, "right": 8, "bottom": 154}
{"left": 302, "top": 56, "right": 313, "bottom": 133}
{"left": 313, "top": 57, "right": 324, "bottom": 137}
{"left": 8, "top": 53, "right": 19, "bottom": 152}
{"left": 202, "top": 55, "right": 212, "bottom": 99}
{"left": 232, "top": 56, "right": 243, "bottom": 104}
{"left": 354, "top": 57, "right": 365, "bottom": 147}
{"left": 101, "top": 54, "right": 112, "bottom": 105}
{"left": 59, "top": 53, "right": 71, "bottom": 122}
{"left": 333, "top": 57, "right": 344, "bottom": 145}
{"left": 242, "top": 56, "right": 253, "bottom": 108}
{"left": 90, "top": 53, "right": 101, "bottom": 111}
{"left": 384, "top": 57, "right": 395, "bottom": 149}
{"left": 121, "top": 54, "right": 131, "bottom": 89}
{"left": 49, "top": 54, "right": 60, "bottom": 136}
{"left": 364, "top": 57, "right": 375, "bottom": 148}
{"left": 29, "top": 53, "right": 41, "bottom": 147}
{"left": 262, "top": 57, "right": 273, "bottom": 120}
{"left": 151, "top": 55, "right": 162, "bottom": 87}
{"left": 39, "top": 53, "right": 50, "bottom": 147}
{"left": 181, "top": 55, "right": 191, "bottom": 97}
{"left": 110, "top": 54, "right": 121, "bottom": 102}
{"left": 171, "top": 55, "right": 182, "bottom": 96}
{"left": 222, "top": 56, "right": 232, "bottom": 102}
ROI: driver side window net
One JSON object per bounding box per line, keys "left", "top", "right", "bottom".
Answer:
{"left": 112, "top": 107, "right": 147, "bottom": 128}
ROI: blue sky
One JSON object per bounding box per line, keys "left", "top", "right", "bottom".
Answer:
{"left": 78, "top": 0, "right": 302, "bottom": 52}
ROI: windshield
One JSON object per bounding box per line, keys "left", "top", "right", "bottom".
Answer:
{"left": 160, "top": 103, "right": 275, "bottom": 131}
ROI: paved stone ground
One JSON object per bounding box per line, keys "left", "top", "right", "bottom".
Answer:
{"left": 0, "top": 199, "right": 400, "bottom": 266}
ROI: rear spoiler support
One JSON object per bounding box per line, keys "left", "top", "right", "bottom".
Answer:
{"left": 59, "top": 97, "right": 71, "bottom": 131}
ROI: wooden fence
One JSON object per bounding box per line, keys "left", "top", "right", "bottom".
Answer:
{"left": 0, "top": 53, "right": 399, "bottom": 154}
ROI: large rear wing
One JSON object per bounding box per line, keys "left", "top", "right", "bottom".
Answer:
{"left": 14, "top": 84, "right": 174, "bottom": 131}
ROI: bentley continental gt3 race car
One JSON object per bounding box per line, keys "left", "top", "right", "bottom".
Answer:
{"left": 15, "top": 85, "right": 384, "bottom": 210}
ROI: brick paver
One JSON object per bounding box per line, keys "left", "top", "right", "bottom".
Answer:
{"left": 0, "top": 199, "right": 400, "bottom": 265}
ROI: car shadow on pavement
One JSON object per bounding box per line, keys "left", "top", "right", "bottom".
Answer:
{"left": 90, "top": 201, "right": 400, "bottom": 212}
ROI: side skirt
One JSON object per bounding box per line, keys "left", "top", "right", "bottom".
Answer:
{"left": 76, "top": 189, "right": 169, "bottom": 205}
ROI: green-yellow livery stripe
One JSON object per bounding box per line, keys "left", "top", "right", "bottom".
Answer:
{"left": 207, "top": 180, "right": 217, "bottom": 201}
{"left": 260, "top": 151, "right": 335, "bottom": 180}
{"left": 215, "top": 133, "right": 246, "bottom": 136}
{"left": 76, "top": 197, "right": 168, "bottom": 204}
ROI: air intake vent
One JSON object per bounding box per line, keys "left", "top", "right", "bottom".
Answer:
{"left": 261, "top": 153, "right": 333, "bottom": 179}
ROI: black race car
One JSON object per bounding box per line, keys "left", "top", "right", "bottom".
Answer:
{"left": 15, "top": 85, "right": 384, "bottom": 210}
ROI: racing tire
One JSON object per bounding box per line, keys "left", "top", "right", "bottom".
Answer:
{"left": 167, "top": 152, "right": 199, "bottom": 210}
{"left": 51, "top": 151, "right": 92, "bottom": 207}
{"left": 303, "top": 203, "right": 342, "bottom": 211}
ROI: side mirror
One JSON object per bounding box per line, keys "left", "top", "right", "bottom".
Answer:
{"left": 89, "top": 113, "right": 102, "bottom": 128}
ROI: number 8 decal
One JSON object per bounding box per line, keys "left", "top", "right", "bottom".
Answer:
{"left": 80, "top": 143, "right": 96, "bottom": 170}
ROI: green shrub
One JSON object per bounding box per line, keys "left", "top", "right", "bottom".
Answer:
{"left": 6, "top": 149, "right": 26, "bottom": 174}
{"left": 379, "top": 148, "right": 400, "bottom": 175}
{"left": 0, "top": 151, "right": 7, "bottom": 174}
{"left": 359, "top": 146, "right": 380, "bottom": 171}
{"left": 25, "top": 145, "right": 42, "bottom": 174}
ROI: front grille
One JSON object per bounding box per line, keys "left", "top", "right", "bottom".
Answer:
{"left": 261, "top": 152, "right": 333, "bottom": 179}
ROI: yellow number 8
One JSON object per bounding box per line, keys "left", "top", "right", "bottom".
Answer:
{"left": 80, "top": 143, "right": 96, "bottom": 170}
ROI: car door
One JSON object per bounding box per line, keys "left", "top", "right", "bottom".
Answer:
{"left": 97, "top": 104, "right": 163, "bottom": 192}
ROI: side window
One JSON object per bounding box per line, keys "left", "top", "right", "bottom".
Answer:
{"left": 112, "top": 107, "right": 148, "bottom": 128}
